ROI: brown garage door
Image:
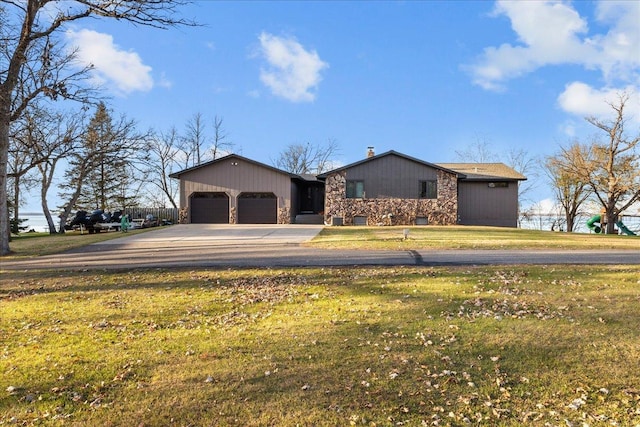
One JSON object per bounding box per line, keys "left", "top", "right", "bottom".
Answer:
{"left": 190, "top": 192, "right": 229, "bottom": 223}
{"left": 237, "top": 192, "right": 277, "bottom": 224}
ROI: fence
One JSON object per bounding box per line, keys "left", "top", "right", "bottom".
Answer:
{"left": 125, "top": 208, "right": 179, "bottom": 224}
{"left": 520, "top": 213, "right": 640, "bottom": 234}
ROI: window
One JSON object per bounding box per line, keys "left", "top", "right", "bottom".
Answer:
{"left": 346, "top": 180, "right": 365, "bottom": 198}
{"left": 419, "top": 180, "right": 437, "bottom": 199}
{"left": 488, "top": 182, "right": 509, "bottom": 188}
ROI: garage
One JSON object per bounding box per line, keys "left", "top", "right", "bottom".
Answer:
{"left": 190, "top": 192, "right": 229, "bottom": 223}
{"left": 238, "top": 192, "right": 277, "bottom": 224}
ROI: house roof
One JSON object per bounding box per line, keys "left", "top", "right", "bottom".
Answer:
{"left": 317, "top": 150, "right": 465, "bottom": 179}
{"left": 168, "top": 153, "right": 297, "bottom": 179}
{"left": 436, "top": 163, "right": 527, "bottom": 181}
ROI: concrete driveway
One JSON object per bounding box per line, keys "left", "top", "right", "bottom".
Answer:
{"left": 1, "top": 224, "right": 639, "bottom": 270}
{"left": 98, "top": 224, "right": 324, "bottom": 247}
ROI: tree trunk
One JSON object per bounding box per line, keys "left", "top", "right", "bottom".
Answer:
{"left": 565, "top": 213, "right": 574, "bottom": 233}
{"left": 605, "top": 206, "right": 617, "bottom": 234}
{"left": 40, "top": 172, "right": 58, "bottom": 234}
{"left": 12, "top": 177, "right": 20, "bottom": 234}
{"left": 39, "top": 159, "right": 59, "bottom": 233}
{"left": 0, "top": 105, "right": 11, "bottom": 254}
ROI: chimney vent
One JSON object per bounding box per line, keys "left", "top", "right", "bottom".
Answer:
{"left": 367, "top": 147, "right": 375, "bottom": 158}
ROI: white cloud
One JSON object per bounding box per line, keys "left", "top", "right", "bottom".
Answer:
{"left": 558, "top": 82, "right": 640, "bottom": 123}
{"left": 257, "top": 32, "right": 328, "bottom": 102}
{"left": 558, "top": 120, "right": 577, "bottom": 138}
{"left": 468, "top": 0, "right": 639, "bottom": 95}
{"left": 157, "top": 72, "right": 173, "bottom": 89}
{"left": 66, "top": 29, "right": 153, "bottom": 95}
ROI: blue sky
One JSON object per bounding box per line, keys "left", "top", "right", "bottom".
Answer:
{"left": 27, "top": 1, "right": 640, "bottom": 211}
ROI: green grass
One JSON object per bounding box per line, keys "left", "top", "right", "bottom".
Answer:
{"left": 307, "top": 225, "right": 640, "bottom": 250}
{"left": 2, "top": 266, "right": 639, "bottom": 426}
{"left": 4, "top": 227, "right": 156, "bottom": 258}
{"left": 5, "top": 225, "right": 638, "bottom": 259}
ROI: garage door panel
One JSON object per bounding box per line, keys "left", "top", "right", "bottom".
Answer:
{"left": 238, "top": 193, "right": 277, "bottom": 224}
{"left": 190, "top": 192, "right": 229, "bottom": 223}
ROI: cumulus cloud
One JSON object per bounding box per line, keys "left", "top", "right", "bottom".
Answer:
{"left": 257, "top": 32, "right": 328, "bottom": 102}
{"left": 468, "top": 0, "right": 639, "bottom": 101}
{"left": 558, "top": 82, "right": 640, "bottom": 123}
{"left": 66, "top": 29, "right": 154, "bottom": 94}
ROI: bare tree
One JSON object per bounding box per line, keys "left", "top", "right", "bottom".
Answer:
{"left": 544, "top": 142, "right": 593, "bottom": 232}
{"left": 182, "top": 112, "right": 207, "bottom": 167}
{"left": 0, "top": 0, "right": 194, "bottom": 254}
{"left": 210, "top": 115, "right": 233, "bottom": 160}
{"left": 273, "top": 139, "right": 340, "bottom": 174}
{"left": 145, "top": 127, "right": 181, "bottom": 209}
{"left": 7, "top": 117, "right": 38, "bottom": 234}
{"left": 21, "top": 104, "right": 83, "bottom": 233}
{"left": 455, "top": 138, "right": 499, "bottom": 163}
{"left": 580, "top": 93, "right": 640, "bottom": 234}
{"left": 505, "top": 147, "right": 539, "bottom": 207}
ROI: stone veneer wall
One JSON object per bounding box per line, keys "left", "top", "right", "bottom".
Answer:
{"left": 229, "top": 207, "right": 237, "bottom": 224}
{"left": 278, "top": 207, "right": 291, "bottom": 224}
{"left": 324, "top": 170, "right": 458, "bottom": 226}
{"left": 179, "top": 207, "right": 188, "bottom": 224}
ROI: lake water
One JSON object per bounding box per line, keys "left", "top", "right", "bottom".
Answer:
{"left": 20, "top": 213, "right": 57, "bottom": 233}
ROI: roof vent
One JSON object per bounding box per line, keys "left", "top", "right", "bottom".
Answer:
{"left": 367, "top": 147, "right": 375, "bottom": 158}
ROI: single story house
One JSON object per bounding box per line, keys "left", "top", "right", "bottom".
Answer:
{"left": 169, "top": 150, "right": 526, "bottom": 227}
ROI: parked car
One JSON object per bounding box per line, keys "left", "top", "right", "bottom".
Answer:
{"left": 143, "top": 214, "right": 159, "bottom": 228}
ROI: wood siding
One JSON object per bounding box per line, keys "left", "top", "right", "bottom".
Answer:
{"left": 344, "top": 155, "right": 438, "bottom": 199}
{"left": 178, "top": 158, "right": 292, "bottom": 223}
{"left": 457, "top": 181, "right": 519, "bottom": 227}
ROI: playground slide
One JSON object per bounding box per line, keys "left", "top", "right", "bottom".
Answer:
{"left": 616, "top": 221, "right": 637, "bottom": 236}
{"left": 586, "top": 215, "right": 637, "bottom": 235}
{"left": 586, "top": 215, "right": 602, "bottom": 233}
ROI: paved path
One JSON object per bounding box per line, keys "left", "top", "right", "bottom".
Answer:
{"left": 1, "top": 225, "right": 638, "bottom": 271}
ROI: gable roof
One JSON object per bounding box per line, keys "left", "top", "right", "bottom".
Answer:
{"left": 168, "top": 153, "right": 296, "bottom": 179}
{"left": 436, "top": 163, "right": 526, "bottom": 181}
{"left": 317, "top": 150, "right": 465, "bottom": 179}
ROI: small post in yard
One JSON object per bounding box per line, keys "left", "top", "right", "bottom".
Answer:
{"left": 403, "top": 228, "right": 409, "bottom": 240}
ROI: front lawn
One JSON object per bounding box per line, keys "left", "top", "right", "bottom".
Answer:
{"left": 308, "top": 225, "right": 639, "bottom": 250}
{"left": 2, "top": 266, "right": 639, "bottom": 426}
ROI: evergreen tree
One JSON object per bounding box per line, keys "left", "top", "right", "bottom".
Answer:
{"left": 58, "top": 103, "right": 141, "bottom": 229}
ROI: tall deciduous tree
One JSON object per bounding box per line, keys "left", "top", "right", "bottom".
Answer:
{"left": 544, "top": 142, "right": 593, "bottom": 232}
{"left": 0, "top": 0, "right": 194, "bottom": 254}
{"left": 180, "top": 113, "right": 232, "bottom": 168}
{"left": 273, "top": 139, "right": 340, "bottom": 174}
{"left": 209, "top": 115, "right": 233, "bottom": 160}
{"left": 182, "top": 112, "right": 207, "bottom": 167}
{"left": 581, "top": 93, "right": 640, "bottom": 234}
{"left": 11, "top": 102, "right": 83, "bottom": 233}
{"left": 145, "top": 127, "right": 181, "bottom": 209}
{"left": 7, "top": 114, "right": 38, "bottom": 234}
